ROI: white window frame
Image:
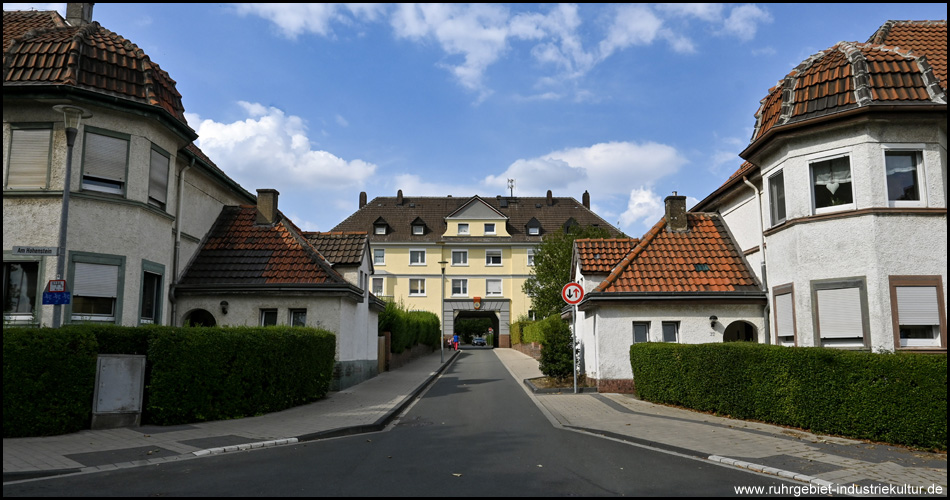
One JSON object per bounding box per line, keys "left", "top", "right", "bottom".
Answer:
{"left": 372, "top": 277, "right": 384, "bottom": 296}
{"left": 452, "top": 278, "right": 468, "bottom": 297}
{"left": 412, "top": 224, "right": 424, "bottom": 235}
{"left": 409, "top": 249, "right": 426, "bottom": 266}
{"left": 260, "top": 308, "right": 278, "bottom": 326}
{"left": 5, "top": 125, "right": 52, "bottom": 190}
{"left": 527, "top": 225, "right": 540, "bottom": 236}
{"left": 373, "top": 248, "right": 385, "bottom": 266}
{"left": 458, "top": 223, "right": 469, "bottom": 235}
{"left": 486, "top": 278, "right": 502, "bottom": 297}
{"left": 3, "top": 256, "right": 43, "bottom": 325}
{"left": 808, "top": 149, "right": 855, "bottom": 215}
{"left": 767, "top": 169, "right": 787, "bottom": 226}
{"left": 290, "top": 308, "right": 307, "bottom": 327}
{"left": 374, "top": 225, "right": 386, "bottom": 235}
{"left": 484, "top": 223, "right": 496, "bottom": 235}
{"left": 661, "top": 322, "right": 679, "bottom": 343}
{"left": 811, "top": 277, "right": 869, "bottom": 349}
{"left": 881, "top": 144, "right": 926, "bottom": 208}
{"left": 633, "top": 321, "right": 650, "bottom": 343}
{"left": 527, "top": 248, "right": 535, "bottom": 266}
{"left": 452, "top": 249, "right": 468, "bottom": 266}
{"left": 889, "top": 275, "right": 946, "bottom": 350}
{"left": 772, "top": 283, "right": 796, "bottom": 346}
{"left": 409, "top": 278, "right": 426, "bottom": 297}
{"left": 485, "top": 249, "right": 502, "bottom": 266}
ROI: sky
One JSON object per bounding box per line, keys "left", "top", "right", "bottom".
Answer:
{"left": 7, "top": 3, "right": 948, "bottom": 235}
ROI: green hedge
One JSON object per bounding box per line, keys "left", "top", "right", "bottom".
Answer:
{"left": 378, "top": 301, "right": 440, "bottom": 353}
{"left": 630, "top": 342, "right": 947, "bottom": 450}
{"left": 521, "top": 319, "right": 546, "bottom": 344}
{"left": 537, "top": 315, "right": 574, "bottom": 382}
{"left": 3, "top": 327, "right": 98, "bottom": 437}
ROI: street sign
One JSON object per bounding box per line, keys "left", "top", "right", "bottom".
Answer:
{"left": 43, "top": 291, "right": 71, "bottom": 305}
{"left": 48, "top": 280, "right": 66, "bottom": 292}
{"left": 13, "top": 246, "right": 58, "bottom": 256}
{"left": 561, "top": 282, "right": 584, "bottom": 305}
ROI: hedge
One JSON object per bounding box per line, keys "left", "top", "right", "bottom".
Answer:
{"left": 378, "top": 301, "right": 440, "bottom": 353}
{"left": 536, "top": 315, "right": 574, "bottom": 381}
{"left": 630, "top": 342, "right": 947, "bottom": 450}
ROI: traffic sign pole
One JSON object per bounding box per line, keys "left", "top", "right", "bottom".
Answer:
{"left": 561, "top": 283, "right": 584, "bottom": 394}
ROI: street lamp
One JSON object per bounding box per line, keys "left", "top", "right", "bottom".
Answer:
{"left": 439, "top": 259, "right": 448, "bottom": 362}
{"left": 50, "top": 104, "right": 92, "bottom": 328}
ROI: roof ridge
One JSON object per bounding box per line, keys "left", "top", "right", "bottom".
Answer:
{"left": 595, "top": 218, "right": 668, "bottom": 292}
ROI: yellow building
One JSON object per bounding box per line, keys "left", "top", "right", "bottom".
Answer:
{"left": 332, "top": 190, "right": 620, "bottom": 346}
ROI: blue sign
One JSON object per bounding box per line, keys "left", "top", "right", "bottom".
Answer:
{"left": 42, "top": 291, "right": 71, "bottom": 305}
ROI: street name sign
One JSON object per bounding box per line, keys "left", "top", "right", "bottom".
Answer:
{"left": 13, "top": 246, "right": 58, "bottom": 256}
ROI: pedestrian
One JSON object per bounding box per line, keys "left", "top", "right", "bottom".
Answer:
{"left": 453, "top": 333, "right": 459, "bottom": 351}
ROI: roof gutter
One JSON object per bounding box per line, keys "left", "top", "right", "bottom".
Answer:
{"left": 174, "top": 283, "right": 366, "bottom": 301}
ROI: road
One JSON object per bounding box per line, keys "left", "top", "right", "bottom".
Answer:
{"left": 3, "top": 349, "right": 799, "bottom": 496}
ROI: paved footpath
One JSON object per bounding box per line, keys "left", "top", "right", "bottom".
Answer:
{"left": 4, "top": 348, "right": 947, "bottom": 496}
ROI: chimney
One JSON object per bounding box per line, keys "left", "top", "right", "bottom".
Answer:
{"left": 397, "top": 189, "right": 403, "bottom": 206}
{"left": 359, "top": 191, "right": 367, "bottom": 209}
{"left": 664, "top": 192, "right": 688, "bottom": 232}
{"left": 582, "top": 190, "right": 590, "bottom": 209}
{"left": 256, "top": 189, "right": 280, "bottom": 225}
{"left": 546, "top": 190, "right": 553, "bottom": 206}
{"left": 66, "top": 3, "right": 94, "bottom": 26}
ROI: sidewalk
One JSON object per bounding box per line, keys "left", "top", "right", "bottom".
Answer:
{"left": 4, "top": 348, "right": 947, "bottom": 495}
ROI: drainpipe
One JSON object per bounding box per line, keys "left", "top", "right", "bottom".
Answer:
{"left": 743, "top": 176, "right": 770, "bottom": 344}
{"left": 169, "top": 157, "right": 193, "bottom": 326}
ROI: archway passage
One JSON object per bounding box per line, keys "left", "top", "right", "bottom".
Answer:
{"left": 723, "top": 320, "right": 756, "bottom": 342}
{"left": 454, "top": 310, "right": 499, "bottom": 347}
{"left": 184, "top": 308, "right": 217, "bottom": 327}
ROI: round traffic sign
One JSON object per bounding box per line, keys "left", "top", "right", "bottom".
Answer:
{"left": 561, "top": 282, "right": 584, "bottom": 305}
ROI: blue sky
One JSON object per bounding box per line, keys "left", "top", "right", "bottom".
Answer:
{"left": 8, "top": 3, "right": 948, "bottom": 234}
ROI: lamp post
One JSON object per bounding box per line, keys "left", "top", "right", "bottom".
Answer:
{"left": 439, "top": 259, "right": 448, "bottom": 362}
{"left": 50, "top": 104, "right": 92, "bottom": 328}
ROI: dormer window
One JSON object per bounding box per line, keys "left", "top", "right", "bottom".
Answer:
{"left": 528, "top": 226, "right": 539, "bottom": 236}
{"left": 375, "top": 225, "right": 387, "bottom": 235}
{"left": 485, "top": 223, "right": 496, "bottom": 235}
{"left": 412, "top": 225, "right": 424, "bottom": 235}
{"left": 373, "top": 217, "right": 389, "bottom": 235}
{"left": 458, "top": 223, "right": 469, "bottom": 235}
{"left": 526, "top": 217, "right": 541, "bottom": 236}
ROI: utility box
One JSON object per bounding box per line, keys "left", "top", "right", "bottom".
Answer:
{"left": 91, "top": 354, "right": 146, "bottom": 430}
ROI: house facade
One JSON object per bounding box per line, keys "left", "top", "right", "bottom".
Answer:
{"left": 571, "top": 195, "right": 766, "bottom": 392}
{"left": 333, "top": 190, "right": 620, "bottom": 346}
{"left": 693, "top": 20, "right": 947, "bottom": 353}
{"left": 3, "top": 5, "right": 254, "bottom": 328}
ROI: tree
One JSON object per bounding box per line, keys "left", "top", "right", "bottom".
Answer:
{"left": 537, "top": 315, "right": 573, "bottom": 382}
{"left": 522, "top": 225, "right": 611, "bottom": 319}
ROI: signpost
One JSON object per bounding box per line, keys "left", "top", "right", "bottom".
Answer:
{"left": 561, "top": 283, "right": 584, "bottom": 393}
{"left": 42, "top": 279, "right": 71, "bottom": 306}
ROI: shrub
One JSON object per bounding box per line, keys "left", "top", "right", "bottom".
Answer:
{"left": 538, "top": 315, "right": 574, "bottom": 382}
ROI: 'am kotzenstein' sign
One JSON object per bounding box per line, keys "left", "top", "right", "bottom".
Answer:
{"left": 13, "top": 246, "right": 58, "bottom": 256}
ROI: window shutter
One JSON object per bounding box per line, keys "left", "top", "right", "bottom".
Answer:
{"left": 8, "top": 128, "right": 51, "bottom": 188}
{"left": 84, "top": 132, "right": 128, "bottom": 182}
{"left": 148, "top": 149, "right": 169, "bottom": 204}
{"left": 487, "top": 280, "right": 501, "bottom": 295}
{"left": 775, "top": 293, "right": 794, "bottom": 339}
{"left": 73, "top": 262, "right": 119, "bottom": 298}
{"left": 816, "top": 287, "right": 863, "bottom": 338}
{"left": 896, "top": 287, "right": 939, "bottom": 325}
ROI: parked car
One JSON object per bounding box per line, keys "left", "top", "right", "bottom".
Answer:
{"left": 472, "top": 336, "right": 487, "bottom": 347}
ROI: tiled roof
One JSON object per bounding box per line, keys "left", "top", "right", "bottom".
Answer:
{"left": 594, "top": 214, "right": 759, "bottom": 294}
{"left": 750, "top": 20, "right": 947, "bottom": 145}
{"left": 333, "top": 194, "right": 621, "bottom": 243}
{"left": 304, "top": 232, "right": 368, "bottom": 266}
{"left": 179, "top": 206, "right": 346, "bottom": 286}
{"left": 575, "top": 238, "right": 638, "bottom": 274}
{"left": 3, "top": 9, "right": 188, "bottom": 125}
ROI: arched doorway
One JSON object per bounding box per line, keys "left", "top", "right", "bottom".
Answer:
{"left": 723, "top": 320, "right": 757, "bottom": 342}
{"left": 454, "top": 310, "right": 499, "bottom": 347}
{"left": 184, "top": 308, "right": 216, "bottom": 327}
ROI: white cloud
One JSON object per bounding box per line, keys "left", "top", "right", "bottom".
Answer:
{"left": 721, "top": 4, "right": 772, "bottom": 41}
{"left": 335, "top": 114, "right": 349, "bottom": 127}
{"left": 599, "top": 4, "right": 664, "bottom": 58}
{"left": 233, "top": 3, "right": 384, "bottom": 38}
{"left": 654, "top": 3, "right": 725, "bottom": 23}
{"left": 187, "top": 102, "right": 376, "bottom": 195}
{"left": 620, "top": 187, "right": 664, "bottom": 228}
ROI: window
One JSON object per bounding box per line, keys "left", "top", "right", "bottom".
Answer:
{"left": 3, "top": 261, "right": 39, "bottom": 322}
{"left": 412, "top": 224, "right": 424, "bottom": 235}
{"left": 291, "top": 309, "right": 307, "bottom": 327}
{"left": 374, "top": 225, "right": 386, "bottom": 235}
{"left": 452, "top": 250, "right": 468, "bottom": 266}
{"left": 6, "top": 126, "right": 52, "bottom": 189}
{"left": 885, "top": 150, "right": 923, "bottom": 205}
{"left": 812, "top": 277, "right": 868, "bottom": 348}
{"left": 528, "top": 310, "right": 537, "bottom": 321}
{"left": 452, "top": 279, "right": 468, "bottom": 297}
{"left": 260, "top": 309, "right": 278, "bottom": 326}
{"left": 82, "top": 129, "right": 129, "bottom": 194}
{"left": 527, "top": 248, "right": 535, "bottom": 266}
{"left": 139, "top": 264, "right": 163, "bottom": 325}
{"left": 768, "top": 171, "right": 786, "bottom": 225}
{"left": 485, "top": 249, "right": 502, "bottom": 266}
{"left": 409, "top": 249, "right": 426, "bottom": 265}
{"left": 773, "top": 284, "right": 796, "bottom": 346}
{"left": 148, "top": 146, "right": 170, "bottom": 209}
{"left": 486, "top": 279, "right": 502, "bottom": 297}
{"left": 458, "top": 223, "right": 469, "bottom": 235}
{"left": 372, "top": 277, "right": 383, "bottom": 296}
{"left": 484, "top": 223, "right": 495, "bottom": 235}
{"left": 71, "top": 256, "right": 124, "bottom": 323}
{"left": 528, "top": 225, "right": 540, "bottom": 236}
{"left": 633, "top": 322, "right": 650, "bottom": 343}
{"left": 889, "top": 276, "right": 946, "bottom": 349}
{"left": 662, "top": 322, "right": 679, "bottom": 342}
{"left": 409, "top": 279, "right": 426, "bottom": 296}
{"left": 374, "top": 248, "right": 385, "bottom": 265}
{"left": 810, "top": 155, "right": 853, "bottom": 212}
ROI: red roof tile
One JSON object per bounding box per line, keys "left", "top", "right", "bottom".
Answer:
{"left": 305, "top": 232, "right": 369, "bottom": 266}
{"left": 594, "top": 214, "right": 759, "bottom": 294}
{"left": 180, "top": 206, "right": 346, "bottom": 286}
{"left": 3, "top": 9, "right": 188, "bottom": 125}
{"left": 575, "top": 238, "right": 638, "bottom": 274}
